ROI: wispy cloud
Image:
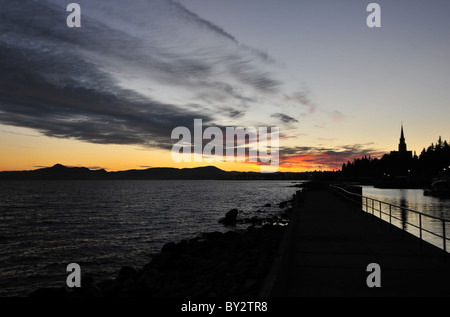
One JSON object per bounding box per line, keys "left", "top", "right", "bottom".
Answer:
{"left": 0, "top": 0, "right": 294, "bottom": 150}
{"left": 167, "top": 0, "right": 238, "bottom": 42}
{"left": 330, "top": 110, "right": 345, "bottom": 122}
{"left": 0, "top": 129, "right": 40, "bottom": 138}
{"left": 278, "top": 143, "right": 386, "bottom": 170}
{"left": 284, "top": 89, "right": 317, "bottom": 116}
{"left": 271, "top": 113, "right": 299, "bottom": 124}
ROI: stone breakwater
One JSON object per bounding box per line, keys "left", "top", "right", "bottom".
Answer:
{"left": 30, "top": 201, "right": 293, "bottom": 297}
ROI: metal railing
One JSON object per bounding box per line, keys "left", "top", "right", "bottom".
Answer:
{"left": 329, "top": 184, "right": 450, "bottom": 254}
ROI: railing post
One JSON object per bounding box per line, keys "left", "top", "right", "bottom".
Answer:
{"left": 389, "top": 204, "right": 392, "bottom": 225}
{"left": 443, "top": 220, "right": 447, "bottom": 254}
{"left": 419, "top": 214, "right": 422, "bottom": 249}
{"left": 330, "top": 185, "right": 450, "bottom": 255}
{"left": 419, "top": 214, "right": 422, "bottom": 240}
{"left": 401, "top": 207, "right": 405, "bottom": 238}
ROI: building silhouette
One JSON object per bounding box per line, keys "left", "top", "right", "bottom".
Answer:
{"left": 390, "top": 124, "right": 412, "bottom": 160}
{"left": 341, "top": 123, "right": 450, "bottom": 187}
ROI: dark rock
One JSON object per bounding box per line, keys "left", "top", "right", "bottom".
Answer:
{"left": 79, "top": 282, "right": 103, "bottom": 297}
{"left": 117, "top": 266, "right": 137, "bottom": 283}
{"left": 29, "top": 287, "right": 69, "bottom": 297}
{"left": 161, "top": 241, "right": 177, "bottom": 253}
{"left": 264, "top": 203, "right": 271, "bottom": 207}
{"left": 30, "top": 196, "right": 293, "bottom": 298}
{"left": 223, "top": 230, "right": 239, "bottom": 240}
{"left": 218, "top": 208, "right": 238, "bottom": 225}
{"left": 96, "top": 279, "right": 119, "bottom": 297}
{"left": 137, "top": 268, "right": 158, "bottom": 288}
{"left": 202, "top": 231, "right": 223, "bottom": 241}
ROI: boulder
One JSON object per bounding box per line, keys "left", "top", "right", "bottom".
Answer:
{"left": 29, "top": 287, "right": 69, "bottom": 297}
{"left": 218, "top": 208, "right": 238, "bottom": 226}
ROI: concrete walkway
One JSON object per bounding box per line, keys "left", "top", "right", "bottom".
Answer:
{"left": 269, "top": 187, "right": 450, "bottom": 297}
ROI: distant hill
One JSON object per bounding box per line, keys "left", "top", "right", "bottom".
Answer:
{"left": 110, "top": 165, "right": 230, "bottom": 180}
{"left": 0, "top": 164, "right": 313, "bottom": 180}
{"left": 0, "top": 164, "right": 230, "bottom": 180}
{"left": 0, "top": 164, "right": 106, "bottom": 180}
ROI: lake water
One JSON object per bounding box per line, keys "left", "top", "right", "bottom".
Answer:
{"left": 0, "top": 180, "right": 300, "bottom": 297}
{"left": 3, "top": 181, "right": 447, "bottom": 297}
{"left": 362, "top": 186, "right": 450, "bottom": 251}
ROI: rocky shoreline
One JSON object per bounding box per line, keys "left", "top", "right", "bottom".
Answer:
{"left": 29, "top": 198, "right": 294, "bottom": 297}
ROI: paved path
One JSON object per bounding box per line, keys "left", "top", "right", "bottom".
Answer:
{"left": 268, "top": 187, "right": 450, "bottom": 297}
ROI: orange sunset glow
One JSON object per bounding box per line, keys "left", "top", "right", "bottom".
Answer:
{"left": 1, "top": 1, "right": 449, "bottom": 174}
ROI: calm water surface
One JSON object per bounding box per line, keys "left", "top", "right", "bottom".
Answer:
{"left": 362, "top": 186, "right": 450, "bottom": 251}
{"left": 0, "top": 180, "right": 299, "bottom": 297}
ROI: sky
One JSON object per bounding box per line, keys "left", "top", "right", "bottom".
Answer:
{"left": 0, "top": 0, "right": 449, "bottom": 172}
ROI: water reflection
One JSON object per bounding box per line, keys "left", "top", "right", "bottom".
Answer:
{"left": 399, "top": 193, "right": 408, "bottom": 231}
{"left": 362, "top": 186, "right": 450, "bottom": 251}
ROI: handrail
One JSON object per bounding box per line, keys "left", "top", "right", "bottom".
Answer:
{"left": 329, "top": 184, "right": 450, "bottom": 254}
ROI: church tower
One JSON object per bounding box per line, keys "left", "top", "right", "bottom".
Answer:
{"left": 390, "top": 123, "right": 412, "bottom": 159}
{"left": 398, "top": 124, "right": 407, "bottom": 153}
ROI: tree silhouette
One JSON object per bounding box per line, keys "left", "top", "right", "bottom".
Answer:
{"left": 341, "top": 137, "right": 450, "bottom": 186}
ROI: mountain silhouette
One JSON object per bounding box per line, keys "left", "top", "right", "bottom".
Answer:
{"left": 110, "top": 165, "right": 229, "bottom": 180}
{"left": 0, "top": 164, "right": 229, "bottom": 180}
{"left": 0, "top": 164, "right": 108, "bottom": 180}
{"left": 0, "top": 164, "right": 311, "bottom": 180}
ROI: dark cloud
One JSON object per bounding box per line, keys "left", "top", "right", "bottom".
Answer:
{"left": 228, "top": 57, "right": 281, "bottom": 93}
{"left": 219, "top": 107, "right": 246, "bottom": 119}
{"left": 280, "top": 143, "right": 381, "bottom": 157}
{"left": 278, "top": 143, "right": 386, "bottom": 170}
{"left": 0, "top": 0, "right": 284, "bottom": 149}
{"left": 279, "top": 146, "right": 332, "bottom": 156}
{"left": 168, "top": 0, "right": 237, "bottom": 42}
{"left": 0, "top": 38, "right": 208, "bottom": 147}
{"left": 271, "top": 113, "right": 299, "bottom": 124}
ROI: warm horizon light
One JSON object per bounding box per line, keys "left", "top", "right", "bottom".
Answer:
{"left": 1, "top": 1, "right": 449, "bottom": 173}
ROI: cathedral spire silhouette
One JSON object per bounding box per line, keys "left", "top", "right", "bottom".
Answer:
{"left": 399, "top": 124, "right": 407, "bottom": 153}
{"left": 391, "top": 123, "right": 412, "bottom": 159}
